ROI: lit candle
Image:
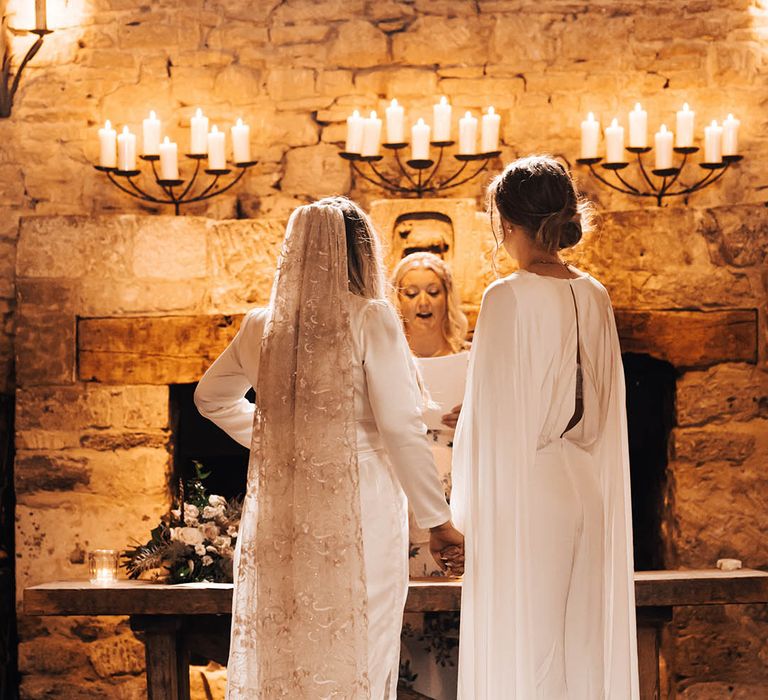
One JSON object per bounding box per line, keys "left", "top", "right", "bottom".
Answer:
{"left": 159, "top": 136, "right": 179, "bottom": 180}
{"left": 580, "top": 112, "right": 600, "bottom": 159}
{"left": 433, "top": 96, "right": 452, "bottom": 142}
{"left": 208, "top": 125, "right": 226, "bottom": 169}
{"left": 480, "top": 106, "right": 501, "bottom": 153}
{"left": 142, "top": 110, "right": 161, "bottom": 157}
{"left": 721, "top": 114, "right": 740, "bottom": 156}
{"left": 628, "top": 103, "right": 647, "bottom": 148}
{"left": 117, "top": 126, "right": 136, "bottom": 172}
{"left": 35, "top": 0, "right": 47, "bottom": 31}
{"left": 458, "top": 111, "right": 478, "bottom": 155}
{"left": 361, "top": 110, "right": 382, "bottom": 157}
{"left": 98, "top": 120, "right": 117, "bottom": 168}
{"left": 190, "top": 108, "right": 209, "bottom": 155}
{"left": 385, "top": 99, "right": 405, "bottom": 144}
{"left": 231, "top": 118, "right": 251, "bottom": 163}
{"left": 604, "top": 118, "right": 625, "bottom": 163}
{"left": 345, "top": 110, "right": 364, "bottom": 153}
{"left": 88, "top": 550, "right": 119, "bottom": 586}
{"left": 654, "top": 124, "right": 674, "bottom": 170}
{"left": 704, "top": 120, "right": 723, "bottom": 163}
{"left": 676, "top": 103, "right": 695, "bottom": 148}
{"left": 411, "top": 118, "right": 431, "bottom": 160}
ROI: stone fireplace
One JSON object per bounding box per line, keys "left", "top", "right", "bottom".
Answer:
{"left": 13, "top": 202, "right": 767, "bottom": 698}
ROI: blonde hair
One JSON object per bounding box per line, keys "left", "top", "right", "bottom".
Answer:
{"left": 392, "top": 252, "right": 469, "bottom": 353}
{"left": 316, "top": 196, "right": 387, "bottom": 300}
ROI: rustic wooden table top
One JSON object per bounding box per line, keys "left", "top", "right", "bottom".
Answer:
{"left": 23, "top": 569, "right": 768, "bottom": 617}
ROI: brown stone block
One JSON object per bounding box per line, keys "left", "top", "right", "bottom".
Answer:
{"left": 270, "top": 22, "right": 330, "bottom": 45}
{"left": 672, "top": 427, "right": 757, "bottom": 465}
{"left": 251, "top": 110, "right": 318, "bottom": 147}
{"left": 392, "top": 16, "right": 492, "bottom": 65}
{"left": 131, "top": 217, "right": 208, "bottom": 280}
{"left": 19, "top": 673, "right": 147, "bottom": 699}
{"left": 15, "top": 454, "right": 90, "bottom": 493}
{"left": 17, "top": 636, "right": 88, "bottom": 674}
{"left": 439, "top": 77, "right": 523, "bottom": 108}
{"left": 101, "top": 81, "right": 173, "bottom": 122}
{"left": 17, "top": 215, "right": 138, "bottom": 279}
{"left": 354, "top": 68, "right": 439, "bottom": 99}
{"left": 77, "top": 314, "right": 244, "bottom": 385}
{"left": 16, "top": 385, "right": 169, "bottom": 432}
{"left": 697, "top": 205, "right": 768, "bottom": 268}
{"left": 615, "top": 309, "right": 757, "bottom": 368}
{"left": 676, "top": 364, "right": 768, "bottom": 427}
{"left": 272, "top": 0, "right": 364, "bottom": 24}
{"left": 79, "top": 432, "right": 168, "bottom": 451}
{"left": 78, "top": 278, "right": 209, "bottom": 316}
{"left": 265, "top": 68, "right": 316, "bottom": 102}
{"left": 282, "top": 142, "right": 351, "bottom": 198}
{"left": 213, "top": 64, "right": 262, "bottom": 105}
{"left": 15, "top": 311, "right": 76, "bottom": 388}
{"left": 118, "top": 18, "right": 184, "bottom": 50}
{"left": 491, "top": 14, "right": 561, "bottom": 65}
{"left": 209, "top": 218, "right": 285, "bottom": 308}
{"left": 329, "top": 21, "right": 389, "bottom": 68}
{"left": 559, "top": 13, "right": 634, "bottom": 65}
{"left": 87, "top": 634, "right": 145, "bottom": 677}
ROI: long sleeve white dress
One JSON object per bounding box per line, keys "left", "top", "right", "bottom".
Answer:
{"left": 195, "top": 294, "right": 452, "bottom": 699}
{"left": 451, "top": 269, "right": 639, "bottom": 700}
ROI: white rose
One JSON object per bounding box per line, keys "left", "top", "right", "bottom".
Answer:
{"left": 202, "top": 522, "right": 219, "bottom": 541}
{"left": 195, "top": 544, "right": 206, "bottom": 556}
{"left": 202, "top": 555, "right": 213, "bottom": 566}
{"left": 203, "top": 505, "right": 225, "bottom": 520}
{"left": 208, "top": 495, "right": 227, "bottom": 507}
{"left": 214, "top": 535, "right": 232, "bottom": 550}
{"left": 184, "top": 504, "right": 200, "bottom": 524}
{"left": 227, "top": 525, "right": 239, "bottom": 538}
{"left": 176, "top": 527, "right": 204, "bottom": 546}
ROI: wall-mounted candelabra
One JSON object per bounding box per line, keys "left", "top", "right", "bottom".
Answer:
{"left": 94, "top": 109, "right": 256, "bottom": 215}
{"left": 339, "top": 99, "right": 502, "bottom": 198}
{"left": 576, "top": 104, "right": 742, "bottom": 206}
{"left": 1, "top": 0, "right": 52, "bottom": 118}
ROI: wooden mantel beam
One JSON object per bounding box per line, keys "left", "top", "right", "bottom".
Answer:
{"left": 77, "top": 308, "right": 757, "bottom": 385}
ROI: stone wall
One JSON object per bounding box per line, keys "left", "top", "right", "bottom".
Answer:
{"left": 1, "top": 0, "right": 767, "bottom": 698}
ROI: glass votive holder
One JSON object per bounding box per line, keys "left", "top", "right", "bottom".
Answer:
{"left": 88, "top": 549, "right": 119, "bottom": 585}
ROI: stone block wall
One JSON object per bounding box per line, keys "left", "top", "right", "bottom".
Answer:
{"left": 0, "top": 0, "right": 766, "bottom": 697}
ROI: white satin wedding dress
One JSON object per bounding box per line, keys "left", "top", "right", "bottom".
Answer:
{"left": 451, "top": 268, "right": 640, "bottom": 699}
{"left": 195, "top": 295, "right": 451, "bottom": 699}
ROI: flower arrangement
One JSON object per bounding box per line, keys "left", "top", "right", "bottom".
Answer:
{"left": 123, "top": 463, "right": 242, "bottom": 584}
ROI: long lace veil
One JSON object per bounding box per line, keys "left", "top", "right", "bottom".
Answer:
{"left": 226, "top": 203, "right": 370, "bottom": 698}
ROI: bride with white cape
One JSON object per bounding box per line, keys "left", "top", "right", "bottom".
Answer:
{"left": 451, "top": 156, "right": 640, "bottom": 699}
{"left": 195, "top": 197, "right": 463, "bottom": 699}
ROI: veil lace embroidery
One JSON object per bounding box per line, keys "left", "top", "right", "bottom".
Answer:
{"left": 226, "top": 204, "right": 370, "bottom": 699}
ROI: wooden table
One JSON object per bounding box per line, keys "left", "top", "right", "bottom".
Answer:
{"left": 24, "top": 569, "right": 768, "bottom": 700}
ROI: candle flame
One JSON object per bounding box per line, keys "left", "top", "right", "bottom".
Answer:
{"left": 660, "top": 124, "right": 668, "bottom": 132}
{"left": 634, "top": 103, "right": 642, "bottom": 111}
{"left": 727, "top": 113, "right": 734, "bottom": 120}
{"left": 236, "top": 118, "right": 243, "bottom": 126}
{"left": 711, "top": 120, "right": 719, "bottom": 127}
{"left": 611, "top": 118, "right": 619, "bottom": 127}
{"left": 440, "top": 96, "right": 448, "bottom": 105}
{"left": 487, "top": 106, "right": 496, "bottom": 115}
{"left": 104, "top": 120, "right": 111, "bottom": 129}
{"left": 391, "top": 98, "right": 399, "bottom": 106}
{"left": 195, "top": 108, "right": 203, "bottom": 118}
{"left": 587, "top": 112, "right": 595, "bottom": 121}
{"left": 122, "top": 126, "right": 129, "bottom": 134}
{"left": 163, "top": 136, "right": 171, "bottom": 144}
{"left": 417, "top": 118, "right": 425, "bottom": 125}
{"left": 149, "top": 110, "right": 156, "bottom": 119}
{"left": 352, "top": 110, "right": 360, "bottom": 117}
{"left": 683, "top": 103, "right": 690, "bottom": 111}
{"left": 370, "top": 110, "right": 377, "bottom": 119}
{"left": 465, "top": 111, "right": 472, "bottom": 118}
{"left": 212, "top": 125, "right": 219, "bottom": 133}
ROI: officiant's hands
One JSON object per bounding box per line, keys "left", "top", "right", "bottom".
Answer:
{"left": 441, "top": 404, "right": 462, "bottom": 430}
{"left": 429, "top": 521, "right": 465, "bottom": 576}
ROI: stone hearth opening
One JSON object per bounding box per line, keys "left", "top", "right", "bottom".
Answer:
{"left": 170, "top": 384, "right": 251, "bottom": 502}
{"left": 623, "top": 353, "right": 676, "bottom": 571}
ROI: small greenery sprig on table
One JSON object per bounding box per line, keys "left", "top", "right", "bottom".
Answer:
{"left": 122, "top": 462, "right": 242, "bottom": 584}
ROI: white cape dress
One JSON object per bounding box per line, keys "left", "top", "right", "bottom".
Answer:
{"left": 451, "top": 270, "right": 639, "bottom": 699}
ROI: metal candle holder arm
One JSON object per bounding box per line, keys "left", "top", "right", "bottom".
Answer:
{"left": 577, "top": 146, "right": 743, "bottom": 206}
{"left": 339, "top": 141, "right": 501, "bottom": 198}
{"left": 95, "top": 154, "right": 257, "bottom": 215}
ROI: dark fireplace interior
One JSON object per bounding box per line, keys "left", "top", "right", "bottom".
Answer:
{"left": 171, "top": 354, "right": 676, "bottom": 571}
{"left": 170, "top": 384, "right": 250, "bottom": 503}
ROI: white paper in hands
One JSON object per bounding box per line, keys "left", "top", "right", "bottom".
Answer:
{"left": 415, "top": 351, "right": 470, "bottom": 432}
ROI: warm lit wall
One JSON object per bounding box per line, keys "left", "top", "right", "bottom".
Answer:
{"left": 2, "top": 1, "right": 768, "bottom": 698}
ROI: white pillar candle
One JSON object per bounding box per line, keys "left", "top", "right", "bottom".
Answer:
{"left": 580, "top": 112, "right": 600, "bottom": 159}
{"left": 117, "top": 126, "right": 136, "bottom": 172}
{"left": 208, "top": 125, "right": 226, "bottom": 169}
{"left": 411, "top": 118, "right": 431, "bottom": 160}
{"left": 98, "top": 120, "right": 117, "bottom": 168}
{"left": 458, "top": 111, "right": 478, "bottom": 155}
{"left": 159, "top": 136, "right": 179, "bottom": 179}
{"left": 35, "top": 0, "right": 47, "bottom": 30}
{"left": 605, "top": 118, "right": 625, "bottom": 163}
{"left": 704, "top": 120, "right": 723, "bottom": 163}
{"left": 385, "top": 99, "right": 405, "bottom": 144}
{"left": 190, "top": 108, "right": 209, "bottom": 155}
{"left": 654, "top": 124, "right": 674, "bottom": 169}
{"left": 628, "top": 103, "right": 647, "bottom": 148}
{"left": 345, "top": 110, "right": 364, "bottom": 153}
{"left": 231, "top": 118, "right": 251, "bottom": 163}
{"left": 721, "top": 113, "right": 740, "bottom": 156}
{"left": 361, "top": 110, "right": 382, "bottom": 157}
{"left": 142, "top": 110, "right": 161, "bottom": 156}
{"left": 480, "top": 106, "right": 501, "bottom": 153}
{"left": 433, "top": 96, "right": 452, "bottom": 142}
{"left": 675, "top": 103, "right": 695, "bottom": 148}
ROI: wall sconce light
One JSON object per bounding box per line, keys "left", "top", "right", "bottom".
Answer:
{"left": 1, "top": 0, "right": 52, "bottom": 118}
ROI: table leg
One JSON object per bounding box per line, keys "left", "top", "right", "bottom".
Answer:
{"left": 131, "top": 615, "right": 191, "bottom": 700}
{"left": 636, "top": 606, "right": 672, "bottom": 700}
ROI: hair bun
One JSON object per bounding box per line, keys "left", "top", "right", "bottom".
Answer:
{"left": 559, "top": 219, "right": 582, "bottom": 249}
